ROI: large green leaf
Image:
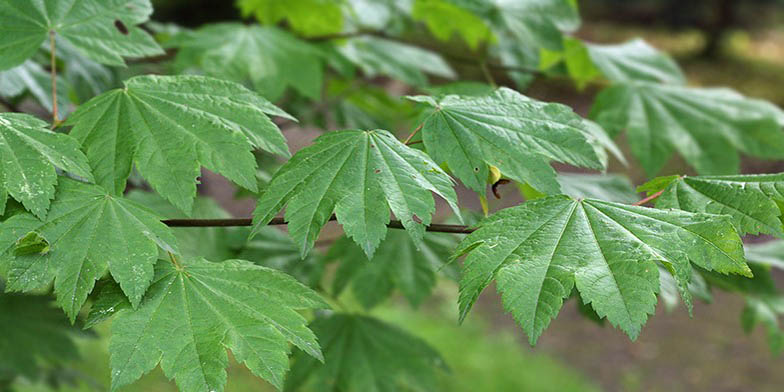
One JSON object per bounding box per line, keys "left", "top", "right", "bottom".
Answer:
{"left": 0, "top": 179, "right": 178, "bottom": 319}
{"left": 0, "top": 113, "right": 93, "bottom": 218}
{"left": 328, "top": 230, "right": 458, "bottom": 309}
{"left": 252, "top": 129, "right": 459, "bottom": 258}
{"left": 453, "top": 196, "right": 750, "bottom": 343}
{"left": 408, "top": 88, "right": 604, "bottom": 193}
{"left": 585, "top": 39, "right": 685, "bottom": 84}
{"left": 237, "top": 0, "right": 344, "bottom": 36}
{"left": 336, "top": 36, "right": 456, "bottom": 87}
{"left": 0, "top": 0, "right": 163, "bottom": 70}
{"left": 167, "top": 23, "right": 324, "bottom": 100}
{"left": 286, "top": 313, "right": 447, "bottom": 392}
{"left": 590, "top": 81, "right": 784, "bottom": 176}
{"left": 107, "top": 257, "right": 327, "bottom": 391}
{"left": 641, "top": 174, "right": 784, "bottom": 238}
{"left": 66, "top": 75, "right": 291, "bottom": 213}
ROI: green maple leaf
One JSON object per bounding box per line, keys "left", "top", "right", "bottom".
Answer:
{"left": 585, "top": 39, "right": 686, "bottom": 84}
{"left": 328, "top": 230, "right": 458, "bottom": 309}
{"left": 336, "top": 36, "right": 456, "bottom": 87}
{"left": 108, "top": 257, "right": 328, "bottom": 391}
{"left": 167, "top": 23, "right": 324, "bottom": 100}
{"left": 408, "top": 88, "right": 604, "bottom": 194}
{"left": 640, "top": 174, "right": 784, "bottom": 238}
{"left": 252, "top": 129, "right": 459, "bottom": 258}
{"left": 0, "top": 113, "right": 93, "bottom": 219}
{"left": 590, "top": 81, "right": 784, "bottom": 176}
{"left": 453, "top": 196, "right": 750, "bottom": 343}
{"left": 286, "top": 313, "right": 447, "bottom": 392}
{"left": 0, "top": 292, "right": 82, "bottom": 380}
{"left": 0, "top": 0, "right": 163, "bottom": 71}
{"left": 66, "top": 75, "right": 291, "bottom": 213}
{"left": 237, "top": 0, "right": 344, "bottom": 36}
{"left": 0, "top": 179, "right": 178, "bottom": 320}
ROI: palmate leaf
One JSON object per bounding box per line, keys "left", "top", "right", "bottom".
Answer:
{"left": 640, "top": 174, "right": 784, "bottom": 238}
{"left": 585, "top": 39, "right": 686, "bottom": 85}
{"left": 286, "top": 313, "right": 447, "bottom": 392}
{"left": 237, "top": 0, "right": 344, "bottom": 36}
{"left": 107, "top": 257, "right": 328, "bottom": 392}
{"left": 0, "top": 179, "right": 178, "bottom": 320}
{"left": 408, "top": 88, "right": 604, "bottom": 194}
{"left": 0, "top": 113, "right": 93, "bottom": 218}
{"left": 0, "top": 0, "right": 163, "bottom": 71}
{"left": 328, "top": 230, "right": 458, "bottom": 309}
{"left": 590, "top": 81, "right": 784, "bottom": 176}
{"left": 66, "top": 75, "right": 291, "bottom": 213}
{"left": 336, "top": 36, "right": 456, "bottom": 87}
{"left": 167, "top": 23, "right": 324, "bottom": 100}
{"left": 251, "top": 129, "right": 459, "bottom": 259}
{"left": 453, "top": 196, "right": 750, "bottom": 343}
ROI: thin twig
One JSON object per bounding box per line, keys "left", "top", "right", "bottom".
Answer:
{"left": 162, "top": 216, "right": 475, "bottom": 234}
{"left": 632, "top": 189, "right": 665, "bottom": 206}
{"left": 49, "top": 30, "right": 59, "bottom": 127}
{"left": 403, "top": 123, "right": 424, "bottom": 145}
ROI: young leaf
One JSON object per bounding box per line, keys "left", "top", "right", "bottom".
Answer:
{"left": 0, "top": 0, "right": 163, "bottom": 70}
{"left": 251, "top": 129, "right": 459, "bottom": 258}
{"left": 167, "top": 23, "right": 324, "bottom": 100}
{"left": 286, "top": 313, "right": 447, "bottom": 392}
{"left": 412, "top": 0, "right": 493, "bottom": 50}
{"left": 109, "top": 257, "right": 328, "bottom": 392}
{"left": 0, "top": 179, "right": 178, "bottom": 320}
{"left": 237, "top": 0, "right": 344, "bottom": 36}
{"left": 480, "top": 0, "right": 580, "bottom": 50}
{"left": 585, "top": 39, "right": 686, "bottom": 84}
{"left": 408, "top": 88, "right": 604, "bottom": 194}
{"left": 66, "top": 75, "right": 291, "bottom": 213}
{"left": 327, "top": 230, "right": 458, "bottom": 309}
{"left": 590, "top": 81, "right": 784, "bottom": 176}
{"left": 645, "top": 174, "right": 784, "bottom": 238}
{"left": 453, "top": 196, "right": 750, "bottom": 343}
{"left": 337, "top": 36, "right": 456, "bottom": 87}
{"left": 0, "top": 113, "right": 93, "bottom": 218}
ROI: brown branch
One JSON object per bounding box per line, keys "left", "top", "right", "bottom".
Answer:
{"left": 632, "top": 189, "right": 665, "bottom": 206}
{"left": 162, "top": 216, "right": 475, "bottom": 234}
{"left": 403, "top": 123, "right": 424, "bottom": 145}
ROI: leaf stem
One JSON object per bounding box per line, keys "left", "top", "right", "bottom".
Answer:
{"left": 49, "top": 30, "right": 59, "bottom": 127}
{"left": 403, "top": 123, "right": 424, "bottom": 145}
{"left": 162, "top": 216, "right": 476, "bottom": 234}
{"left": 632, "top": 189, "right": 665, "bottom": 206}
{"left": 479, "top": 61, "right": 497, "bottom": 88}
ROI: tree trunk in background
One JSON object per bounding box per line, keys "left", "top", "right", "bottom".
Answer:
{"left": 701, "top": 0, "right": 736, "bottom": 58}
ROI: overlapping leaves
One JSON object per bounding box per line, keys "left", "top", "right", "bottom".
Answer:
{"left": 105, "top": 257, "right": 328, "bottom": 391}
{"left": 453, "top": 195, "right": 750, "bottom": 343}
{"left": 0, "top": 0, "right": 162, "bottom": 70}
{"left": 252, "top": 129, "right": 459, "bottom": 258}
{"left": 286, "top": 313, "right": 447, "bottom": 392}
{"left": 590, "top": 81, "right": 784, "bottom": 175}
{"left": 0, "top": 113, "right": 93, "bottom": 218}
{"left": 67, "top": 75, "right": 291, "bottom": 213}
{"left": 409, "top": 88, "right": 605, "bottom": 194}
{"left": 0, "top": 179, "right": 178, "bottom": 320}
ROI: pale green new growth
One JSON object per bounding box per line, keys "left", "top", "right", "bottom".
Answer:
{"left": 0, "top": 0, "right": 163, "bottom": 70}
{"left": 108, "top": 257, "right": 328, "bottom": 391}
{"left": 66, "top": 75, "right": 291, "bottom": 213}
{"left": 409, "top": 88, "right": 605, "bottom": 193}
{"left": 590, "top": 82, "right": 784, "bottom": 176}
{"left": 0, "top": 179, "right": 178, "bottom": 320}
{"left": 286, "top": 313, "right": 447, "bottom": 392}
{"left": 0, "top": 113, "right": 93, "bottom": 218}
{"left": 644, "top": 174, "right": 784, "bottom": 238}
{"left": 453, "top": 196, "right": 750, "bottom": 343}
{"left": 252, "top": 129, "right": 459, "bottom": 258}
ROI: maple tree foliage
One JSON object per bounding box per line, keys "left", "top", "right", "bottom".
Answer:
{"left": 1, "top": 0, "right": 784, "bottom": 391}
